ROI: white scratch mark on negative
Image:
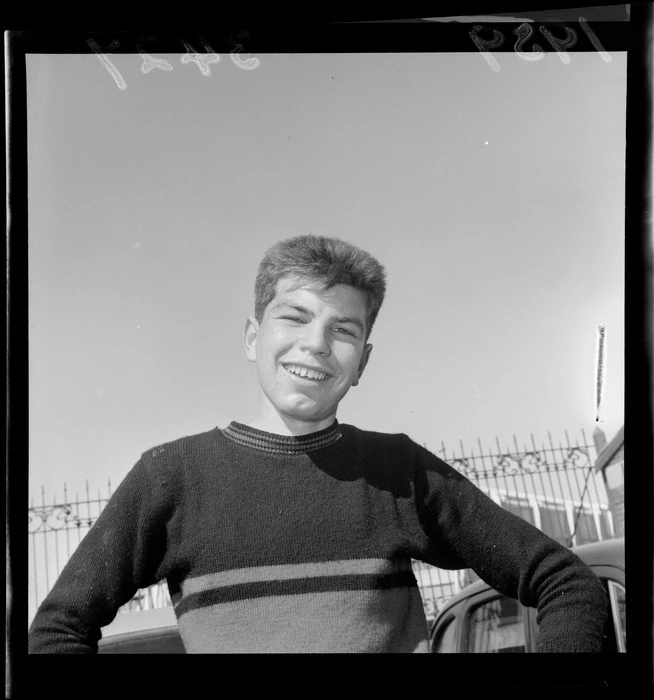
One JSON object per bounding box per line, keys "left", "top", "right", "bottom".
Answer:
{"left": 596, "top": 324, "right": 606, "bottom": 422}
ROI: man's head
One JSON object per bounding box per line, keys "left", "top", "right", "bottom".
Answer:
{"left": 244, "top": 235, "right": 387, "bottom": 433}
{"left": 253, "top": 235, "right": 386, "bottom": 341}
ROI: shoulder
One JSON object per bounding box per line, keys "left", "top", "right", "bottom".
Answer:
{"left": 137, "top": 427, "right": 220, "bottom": 486}
{"left": 342, "top": 424, "right": 459, "bottom": 481}
{"left": 340, "top": 424, "right": 419, "bottom": 467}
{"left": 341, "top": 423, "right": 413, "bottom": 446}
{"left": 143, "top": 427, "right": 218, "bottom": 460}
{"left": 340, "top": 423, "right": 412, "bottom": 444}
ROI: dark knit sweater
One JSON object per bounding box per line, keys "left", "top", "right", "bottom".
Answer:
{"left": 28, "top": 421, "right": 608, "bottom": 653}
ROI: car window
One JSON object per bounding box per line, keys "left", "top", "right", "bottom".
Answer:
{"left": 431, "top": 614, "right": 457, "bottom": 653}
{"left": 607, "top": 580, "right": 626, "bottom": 653}
{"left": 465, "top": 596, "right": 527, "bottom": 653}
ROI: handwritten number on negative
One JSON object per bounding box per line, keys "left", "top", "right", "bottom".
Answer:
{"left": 470, "top": 25, "right": 505, "bottom": 72}
{"left": 137, "top": 37, "right": 174, "bottom": 74}
{"left": 180, "top": 37, "right": 221, "bottom": 76}
{"left": 472, "top": 19, "right": 612, "bottom": 71}
{"left": 513, "top": 23, "right": 546, "bottom": 62}
{"left": 87, "top": 38, "right": 127, "bottom": 90}
{"left": 539, "top": 24, "right": 578, "bottom": 65}
{"left": 230, "top": 44, "right": 261, "bottom": 71}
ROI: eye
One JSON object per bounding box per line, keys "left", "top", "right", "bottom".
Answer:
{"left": 281, "top": 316, "right": 305, "bottom": 324}
{"left": 334, "top": 327, "right": 355, "bottom": 337}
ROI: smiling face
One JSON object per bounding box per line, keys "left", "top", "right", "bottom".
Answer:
{"left": 244, "top": 276, "right": 373, "bottom": 435}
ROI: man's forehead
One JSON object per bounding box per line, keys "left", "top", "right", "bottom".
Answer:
{"left": 273, "top": 277, "right": 360, "bottom": 302}
{"left": 268, "top": 277, "right": 368, "bottom": 318}
{"left": 274, "top": 275, "right": 324, "bottom": 296}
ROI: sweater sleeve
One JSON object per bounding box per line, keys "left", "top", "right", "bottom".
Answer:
{"left": 411, "top": 440, "right": 608, "bottom": 653}
{"left": 28, "top": 452, "right": 174, "bottom": 654}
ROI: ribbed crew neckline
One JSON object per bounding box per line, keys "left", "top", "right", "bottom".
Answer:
{"left": 222, "top": 421, "right": 342, "bottom": 454}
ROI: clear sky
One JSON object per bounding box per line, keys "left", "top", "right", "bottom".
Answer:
{"left": 27, "top": 50, "right": 626, "bottom": 502}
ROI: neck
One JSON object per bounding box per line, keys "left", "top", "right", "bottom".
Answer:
{"left": 247, "top": 402, "right": 337, "bottom": 436}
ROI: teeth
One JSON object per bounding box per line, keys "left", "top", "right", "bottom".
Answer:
{"left": 285, "top": 364, "right": 328, "bottom": 380}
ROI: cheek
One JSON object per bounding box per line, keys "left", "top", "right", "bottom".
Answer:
{"left": 340, "top": 349, "right": 365, "bottom": 377}
{"left": 257, "top": 327, "right": 295, "bottom": 366}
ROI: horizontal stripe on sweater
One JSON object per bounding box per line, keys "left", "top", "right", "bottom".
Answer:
{"left": 180, "top": 557, "right": 413, "bottom": 596}
{"left": 222, "top": 421, "right": 342, "bottom": 454}
{"left": 175, "top": 569, "right": 417, "bottom": 616}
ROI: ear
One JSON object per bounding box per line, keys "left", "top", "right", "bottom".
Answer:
{"left": 244, "top": 317, "right": 259, "bottom": 363}
{"left": 352, "top": 343, "right": 373, "bottom": 387}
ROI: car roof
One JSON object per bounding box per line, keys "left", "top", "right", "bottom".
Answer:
{"left": 569, "top": 536, "right": 624, "bottom": 569}
{"left": 99, "top": 606, "right": 178, "bottom": 640}
{"left": 434, "top": 537, "right": 624, "bottom": 615}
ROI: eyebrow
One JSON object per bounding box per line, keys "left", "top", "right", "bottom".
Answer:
{"left": 271, "top": 303, "right": 365, "bottom": 332}
{"left": 270, "top": 302, "right": 311, "bottom": 315}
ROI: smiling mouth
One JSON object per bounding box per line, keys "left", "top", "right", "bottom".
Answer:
{"left": 282, "top": 363, "right": 330, "bottom": 381}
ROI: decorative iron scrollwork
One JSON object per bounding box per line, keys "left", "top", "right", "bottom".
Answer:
{"left": 494, "top": 454, "right": 521, "bottom": 475}
{"left": 520, "top": 451, "right": 546, "bottom": 473}
{"left": 28, "top": 505, "right": 92, "bottom": 533}
{"left": 447, "top": 445, "right": 594, "bottom": 478}
{"left": 450, "top": 458, "right": 473, "bottom": 476}
{"left": 563, "top": 447, "right": 591, "bottom": 469}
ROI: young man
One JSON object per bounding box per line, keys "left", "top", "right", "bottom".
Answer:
{"left": 29, "top": 234, "right": 607, "bottom": 653}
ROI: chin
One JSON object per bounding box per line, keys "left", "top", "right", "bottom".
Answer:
{"left": 279, "top": 400, "right": 332, "bottom": 424}
{"left": 282, "top": 407, "right": 327, "bottom": 423}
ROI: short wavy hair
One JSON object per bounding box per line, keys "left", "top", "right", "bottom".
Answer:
{"left": 254, "top": 234, "right": 387, "bottom": 338}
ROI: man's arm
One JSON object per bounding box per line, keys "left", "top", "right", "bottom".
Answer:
{"left": 412, "top": 440, "right": 608, "bottom": 652}
{"left": 28, "top": 454, "right": 172, "bottom": 653}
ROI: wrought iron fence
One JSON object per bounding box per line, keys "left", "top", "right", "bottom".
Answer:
{"left": 411, "top": 428, "right": 615, "bottom": 618}
{"left": 28, "top": 429, "right": 616, "bottom": 625}
{"left": 28, "top": 480, "right": 176, "bottom": 623}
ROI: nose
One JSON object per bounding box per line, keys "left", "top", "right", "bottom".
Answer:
{"left": 299, "top": 322, "right": 332, "bottom": 356}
